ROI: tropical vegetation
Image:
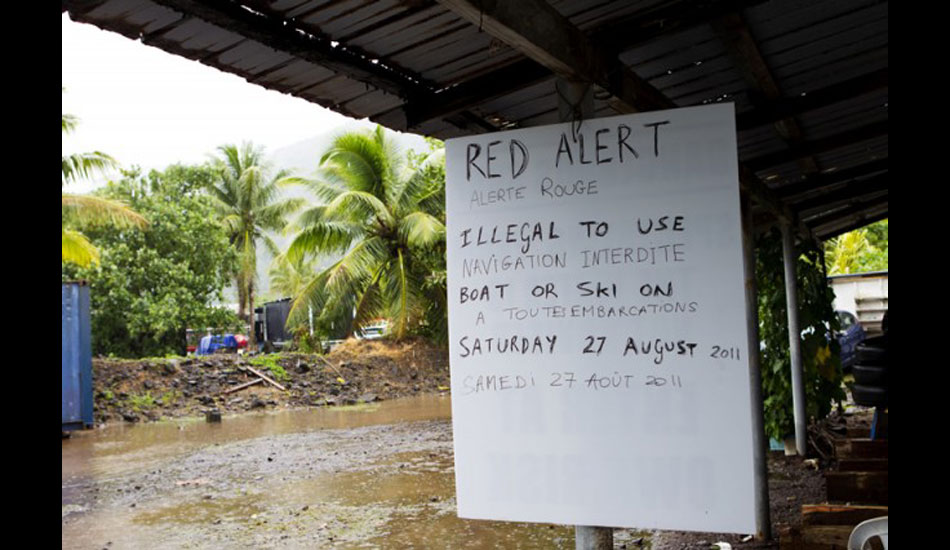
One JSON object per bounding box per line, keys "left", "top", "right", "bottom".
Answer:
{"left": 62, "top": 165, "right": 242, "bottom": 357}
{"left": 206, "top": 143, "right": 305, "bottom": 349}
{"left": 756, "top": 229, "right": 845, "bottom": 441}
{"left": 824, "top": 219, "right": 888, "bottom": 275}
{"left": 62, "top": 109, "right": 147, "bottom": 267}
{"left": 284, "top": 127, "right": 446, "bottom": 341}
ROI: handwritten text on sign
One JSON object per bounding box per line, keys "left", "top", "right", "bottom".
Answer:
{"left": 446, "top": 104, "right": 756, "bottom": 534}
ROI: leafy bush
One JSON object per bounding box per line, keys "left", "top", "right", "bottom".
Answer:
{"left": 62, "top": 165, "right": 241, "bottom": 357}
{"left": 756, "top": 229, "right": 845, "bottom": 440}
{"left": 250, "top": 355, "right": 290, "bottom": 383}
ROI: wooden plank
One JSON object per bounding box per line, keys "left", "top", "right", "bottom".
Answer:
{"left": 780, "top": 524, "right": 860, "bottom": 550}
{"left": 801, "top": 504, "right": 888, "bottom": 526}
{"left": 833, "top": 438, "right": 888, "bottom": 460}
{"left": 221, "top": 377, "right": 264, "bottom": 395}
{"left": 825, "top": 472, "right": 888, "bottom": 504}
{"left": 802, "top": 525, "right": 856, "bottom": 548}
{"left": 836, "top": 458, "right": 888, "bottom": 472}
{"left": 244, "top": 365, "right": 288, "bottom": 391}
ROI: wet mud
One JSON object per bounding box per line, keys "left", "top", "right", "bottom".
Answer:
{"left": 63, "top": 396, "right": 590, "bottom": 549}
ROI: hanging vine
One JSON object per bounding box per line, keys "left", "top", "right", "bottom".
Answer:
{"left": 756, "top": 229, "right": 845, "bottom": 441}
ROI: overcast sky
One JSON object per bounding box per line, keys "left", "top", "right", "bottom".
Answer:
{"left": 62, "top": 12, "right": 357, "bottom": 192}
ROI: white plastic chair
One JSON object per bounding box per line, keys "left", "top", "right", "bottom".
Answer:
{"left": 848, "top": 516, "right": 887, "bottom": 550}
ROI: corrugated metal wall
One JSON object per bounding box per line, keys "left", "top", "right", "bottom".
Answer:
{"left": 62, "top": 282, "right": 94, "bottom": 431}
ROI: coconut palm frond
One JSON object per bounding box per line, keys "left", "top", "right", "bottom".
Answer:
{"left": 62, "top": 151, "right": 118, "bottom": 186}
{"left": 398, "top": 212, "right": 445, "bottom": 249}
{"left": 286, "top": 126, "right": 446, "bottom": 341}
{"left": 62, "top": 228, "right": 100, "bottom": 268}
{"left": 62, "top": 194, "right": 148, "bottom": 229}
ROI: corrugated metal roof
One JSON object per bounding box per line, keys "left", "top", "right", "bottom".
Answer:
{"left": 63, "top": 0, "right": 887, "bottom": 239}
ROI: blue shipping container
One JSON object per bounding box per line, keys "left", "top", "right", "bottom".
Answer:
{"left": 62, "top": 282, "right": 94, "bottom": 431}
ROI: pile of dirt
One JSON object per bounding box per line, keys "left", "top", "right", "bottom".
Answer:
{"left": 92, "top": 337, "right": 450, "bottom": 424}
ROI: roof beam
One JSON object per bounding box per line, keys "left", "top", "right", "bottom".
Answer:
{"left": 801, "top": 194, "right": 888, "bottom": 228}
{"left": 815, "top": 210, "right": 889, "bottom": 241}
{"left": 435, "top": 0, "right": 674, "bottom": 113}
{"left": 736, "top": 69, "right": 888, "bottom": 131}
{"left": 775, "top": 158, "right": 888, "bottom": 199}
{"left": 405, "top": 60, "right": 551, "bottom": 128}
{"left": 406, "top": 0, "right": 766, "bottom": 129}
{"left": 790, "top": 174, "right": 888, "bottom": 214}
{"left": 437, "top": 0, "right": 811, "bottom": 241}
{"left": 593, "top": 0, "right": 768, "bottom": 54}
{"left": 74, "top": 0, "right": 437, "bottom": 100}
{"left": 712, "top": 12, "right": 819, "bottom": 175}
{"left": 744, "top": 120, "right": 888, "bottom": 173}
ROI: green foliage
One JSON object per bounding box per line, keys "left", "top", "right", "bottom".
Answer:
{"left": 824, "top": 219, "right": 888, "bottom": 274}
{"left": 250, "top": 354, "right": 290, "bottom": 382}
{"left": 757, "top": 229, "right": 845, "bottom": 440}
{"left": 62, "top": 165, "right": 242, "bottom": 357}
{"left": 207, "top": 143, "right": 305, "bottom": 345}
{"left": 127, "top": 391, "right": 157, "bottom": 412}
{"left": 286, "top": 126, "right": 447, "bottom": 342}
{"left": 62, "top": 105, "right": 147, "bottom": 267}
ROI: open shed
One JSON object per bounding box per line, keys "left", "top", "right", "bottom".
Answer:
{"left": 62, "top": 0, "right": 887, "bottom": 242}
{"left": 61, "top": 0, "right": 888, "bottom": 543}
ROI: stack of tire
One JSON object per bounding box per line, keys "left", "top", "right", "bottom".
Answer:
{"left": 852, "top": 311, "right": 888, "bottom": 407}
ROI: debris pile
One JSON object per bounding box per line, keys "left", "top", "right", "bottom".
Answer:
{"left": 92, "top": 337, "right": 450, "bottom": 424}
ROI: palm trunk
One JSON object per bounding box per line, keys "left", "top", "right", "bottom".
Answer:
{"left": 237, "top": 279, "right": 248, "bottom": 324}
{"left": 247, "top": 279, "right": 257, "bottom": 350}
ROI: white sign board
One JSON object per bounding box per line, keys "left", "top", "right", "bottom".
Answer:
{"left": 445, "top": 103, "right": 756, "bottom": 534}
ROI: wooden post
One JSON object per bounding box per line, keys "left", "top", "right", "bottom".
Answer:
{"left": 741, "top": 193, "right": 773, "bottom": 541}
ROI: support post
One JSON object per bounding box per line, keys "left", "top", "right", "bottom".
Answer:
{"left": 781, "top": 222, "right": 807, "bottom": 455}
{"left": 555, "top": 77, "right": 613, "bottom": 550}
{"left": 741, "top": 193, "right": 772, "bottom": 541}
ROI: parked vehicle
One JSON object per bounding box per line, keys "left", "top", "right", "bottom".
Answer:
{"left": 836, "top": 310, "right": 866, "bottom": 371}
{"left": 759, "top": 310, "right": 865, "bottom": 371}
{"left": 355, "top": 320, "right": 388, "bottom": 340}
{"left": 196, "top": 333, "right": 248, "bottom": 355}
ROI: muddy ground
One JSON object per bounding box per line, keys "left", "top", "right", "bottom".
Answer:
{"left": 91, "top": 338, "right": 450, "bottom": 425}
{"left": 63, "top": 399, "right": 869, "bottom": 550}
{"left": 73, "top": 339, "right": 872, "bottom": 549}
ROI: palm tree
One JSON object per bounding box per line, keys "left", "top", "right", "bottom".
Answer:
{"left": 62, "top": 110, "right": 147, "bottom": 267}
{"left": 286, "top": 126, "right": 445, "bottom": 340}
{"left": 207, "top": 142, "right": 305, "bottom": 348}
{"left": 269, "top": 252, "right": 317, "bottom": 300}
{"left": 825, "top": 229, "right": 870, "bottom": 275}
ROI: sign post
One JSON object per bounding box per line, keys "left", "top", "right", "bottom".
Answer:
{"left": 446, "top": 103, "right": 759, "bottom": 536}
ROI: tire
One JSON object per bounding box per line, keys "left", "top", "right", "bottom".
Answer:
{"left": 852, "top": 384, "right": 888, "bottom": 407}
{"left": 855, "top": 339, "right": 888, "bottom": 366}
{"left": 853, "top": 364, "right": 888, "bottom": 386}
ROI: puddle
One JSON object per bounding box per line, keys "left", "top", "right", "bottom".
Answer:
{"left": 62, "top": 394, "right": 651, "bottom": 548}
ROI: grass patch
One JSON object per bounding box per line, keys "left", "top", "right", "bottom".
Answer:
{"left": 127, "top": 391, "right": 157, "bottom": 412}
{"left": 160, "top": 389, "right": 183, "bottom": 405}
{"left": 250, "top": 354, "right": 290, "bottom": 383}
